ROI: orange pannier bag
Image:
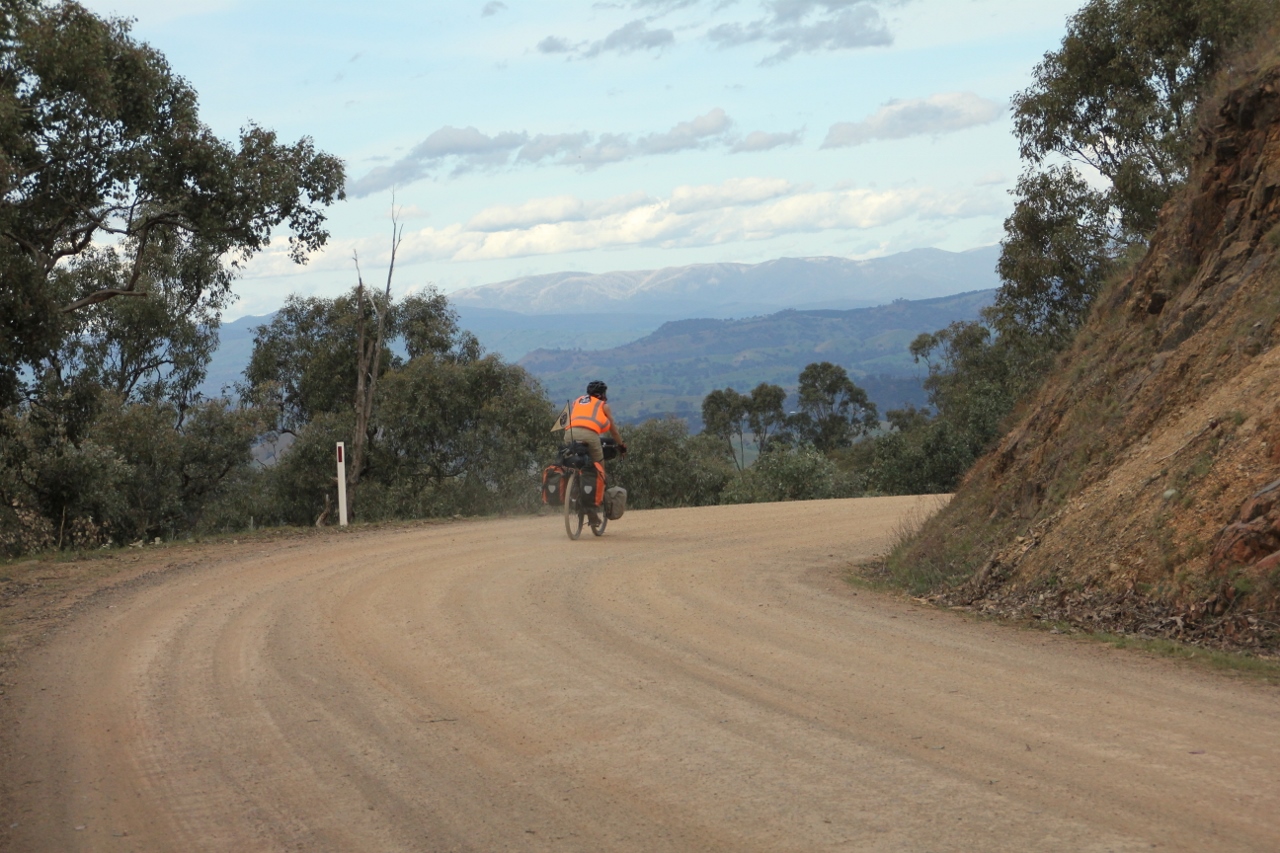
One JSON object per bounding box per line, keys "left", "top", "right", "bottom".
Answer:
{"left": 541, "top": 465, "right": 566, "bottom": 506}
{"left": 580, "top": 462, "right": 606, "bottom": 507}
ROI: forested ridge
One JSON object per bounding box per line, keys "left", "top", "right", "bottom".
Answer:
{"left": 521, "top": 289, "right": 993, "bottom": 426}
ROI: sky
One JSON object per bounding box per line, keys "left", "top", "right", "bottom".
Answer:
{"left": 81, "top": 0, "right": 1084, "bottom": 320}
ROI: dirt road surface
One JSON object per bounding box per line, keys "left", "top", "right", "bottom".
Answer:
{"left": 3, "top": 497, "right": 1279, "bottom": 852}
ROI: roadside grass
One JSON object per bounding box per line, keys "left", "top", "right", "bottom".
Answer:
{"left": 1086, "top": 631, "right": 1280, "bottom": 682}
{"left": 845, "top": 562, "right": 1280, "bottom": 685}
{"left": 875, "top": 495, "right": 976, "bottom": 595}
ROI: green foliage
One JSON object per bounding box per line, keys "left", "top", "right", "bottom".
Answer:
{"left": 701, "top": 387, "right": 751, "bottom": 469}
{"left": 699, "top": 381, "right": 792, "bottom": 468}
{"left": 0, "top": 390, "right": 262, "bottom": 554}
{"left": 608, "top": 418, "right": 734, "bottom": 509}
{"left": 242, "top": 287, "right": 554, "bottom": 525}
{"left": 867, "top": 0, "right": 1269, "bottom": 507}
{"left": 1012, "top": 0, "right": 1266, "bottom": 237}
{"left": 258, "top": 411, "right": 353, "bottom": 527}
{"left": 370, "top": 354, "right": 556, "bottom": 518}
{"left": 92, "top": 397, "right": 263, "bottom": 539}
{"left": 991, "top": 167, "right": 1118, "bottom": 349}
{"left": 721, "top": 445, "right": 852, "bottom": 504}
{"left": 55, "top": 233, "right": 234, "bottom": 408}
{"left": 0, "top": 0, "right": 347, "bottom": 554}
{"left": 868, "top": 419, "right": 977, "bottom": 496}
{"left": 792, "top": 361, "right": 878, "bottom": 452}
{"left": 866, "top": 323, "right": 1019, "bottom": 495}
{"left": 401, "top": 289, "right": 480, "bottom": 362}
{"left": 244, "top": 285, "right": 474, "bottom": 440}
{"left": 747, "top": 382, "right": 788, "bottom": 454}
{"left": 243, "top": 293, "right": 369, "bottom": 436}
{"left": 914, "top": 323, "right": 1018, "bottom": 435}
{"left": 0, "top": 0, "right": 344, "bottom": 408}
{"left": 993, "top": 0, "right": 1266, "bottom": 358}
{"left": 0, "top": 4, "right": 556, "bottom": 554}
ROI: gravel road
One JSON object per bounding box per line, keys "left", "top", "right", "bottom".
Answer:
{"left": 4, "top": 496, "right": 1278, "bottom": 851}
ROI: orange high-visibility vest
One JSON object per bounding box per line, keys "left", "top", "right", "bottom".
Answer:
{"left": 569, "top": 395, "right": 612, "bottom": 433}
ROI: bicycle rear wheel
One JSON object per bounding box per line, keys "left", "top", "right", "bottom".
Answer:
{"left": 563, "top": 470, "right": 583, "bottom": 540}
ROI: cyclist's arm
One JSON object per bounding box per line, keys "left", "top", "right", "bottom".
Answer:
{"left": 603, "top": 403, "right": 623, "bottom": 444}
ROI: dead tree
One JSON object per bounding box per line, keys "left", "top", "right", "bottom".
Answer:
{"left": 347, "top": 209, "right": 404, "bottom": 516}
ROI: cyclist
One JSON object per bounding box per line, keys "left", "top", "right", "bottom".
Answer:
{"left": 565, "top": 380, "right": 627, "bottom": 465}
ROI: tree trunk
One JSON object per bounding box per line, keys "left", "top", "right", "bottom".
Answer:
{"left": 347, "top": 211, "right": 404, "bottom": 517}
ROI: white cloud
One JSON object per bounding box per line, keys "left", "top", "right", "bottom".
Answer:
{"left": 637, "top": 108, "right": 732, "bottom": 154}
{"left": 351, "top": 110, "right": 749, "bottom": 195}
{"left": 667, "top": 177, "right": 796, "bottom": 213}
{"left": 386, "top": 204, "right": 431, "bottom": 220}
{"left": 465, "top": 192, "right": 653, "bottom": 231}
{"left": 480, "top": 1, "right": 507, "bottom": 16}
{"left": 730, "top": 129, "right": 804, "bottom": 153}
{"left": 349, "top": 126, "right": 528, "bottom": 194}
{"left": 582, "top": 19, "right": 675, "bottom": 58}
{"left": 249, "top": 177, "right": 1000, "bottom": 276}
{"left": 629, "top": 0, "right": 703, "bottom": 11}
{"left": 536, "top": 35, "right": 577, "bottom": 54}
{"left": 822, "top": 92, "right": 1003, "bottom": 148}
{"left": 516, "top": 132, "right": 594, "bottom": 163}
{"left": 708, "top": 0, "right": 893, "bottom": 63}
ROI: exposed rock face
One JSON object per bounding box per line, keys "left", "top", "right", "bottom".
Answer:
{"left": 1212, "top": 478, "right": 1280, "bottom": 574}
{"left": 908, "top": 65, "right": 1280, "bottom": 653}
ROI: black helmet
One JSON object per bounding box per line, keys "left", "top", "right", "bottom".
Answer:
{"left": 586, "top": 380, "right": 608, "bottom": 400}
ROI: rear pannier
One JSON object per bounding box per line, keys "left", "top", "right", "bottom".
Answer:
{"left": 580, "top": 463, "right": 606, "bottom": 507}
{"left": 541, "top": 465, "right": 567, "bottom": 506}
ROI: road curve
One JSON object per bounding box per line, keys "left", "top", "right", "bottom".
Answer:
{"left": 3, "top": 497, "right": 1279, "bottom": 852}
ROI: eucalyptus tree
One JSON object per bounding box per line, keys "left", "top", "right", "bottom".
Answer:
{"left": 701, "top": 387, "right": 751, "bottom": 470}
{"left": 793, "top": 362, "right": 877, "bottom": 453}
{"left": 993, "top": 0, "right": 1267, "bottom": 341}
{"left": 0, "top": 0, "right": 345, "bottom": 408}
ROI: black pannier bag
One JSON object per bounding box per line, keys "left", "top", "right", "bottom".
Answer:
{"left": 600, "top": 438, "right": 620, "bottom": 461}
{"left": 541, "top": 465, "right": 566, "bottom": 506}
{"left": 580, "top": 463, "right": 606, "bottom": 507}
{"left": 604, "top": 487, "right": 627, "bottom": 520}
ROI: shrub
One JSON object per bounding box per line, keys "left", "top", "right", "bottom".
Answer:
{"left": 721, "top": 445, "right": 841, "bottom": 504}
{"left": 609, "top": 418, "right": 734, "bottom": 508}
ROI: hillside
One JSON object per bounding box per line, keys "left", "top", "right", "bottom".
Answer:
{"left": 520, "top": 290, "right": 993, "bottom": 423}
{"left": 901, "top": 62, "right": 1280, "bottom": 652}
{"left": 449, "top": 246, "right": 1000, "bottom": 317}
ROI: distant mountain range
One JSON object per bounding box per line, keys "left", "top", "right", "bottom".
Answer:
{"left": 448, "top": 245, "right": 1001, "bottom": 318}
{"left": 198, "top": 307, "right": 670, "bottom": 396}
{"left": 201, "top": 246, "right": 1002, "bottom": 413}
{"left": 520, "top": 290, "right": 996, "bottom": 425}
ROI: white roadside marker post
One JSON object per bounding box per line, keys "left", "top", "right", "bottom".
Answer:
{"left": 336, "top": 442, "right": 349, "bottom": 527}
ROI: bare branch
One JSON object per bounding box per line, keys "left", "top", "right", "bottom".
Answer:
{"left": 60, "top": 289, "right": 148, "bottom": 313}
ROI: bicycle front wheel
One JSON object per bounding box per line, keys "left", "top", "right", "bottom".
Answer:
{"left": 563, "top": 470, "right": 583, "bottom": 540}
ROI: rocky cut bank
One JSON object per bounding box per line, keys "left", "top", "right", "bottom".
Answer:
{"left": 900, "top": 55, "right": 1280, "bottom": 653}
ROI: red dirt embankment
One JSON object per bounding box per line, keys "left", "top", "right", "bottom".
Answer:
{"left": 908, "top": 61, "right": 1280, "bottom": 652}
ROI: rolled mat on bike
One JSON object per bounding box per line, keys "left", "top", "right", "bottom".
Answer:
{"left": 605, "top": 487, "right": 627, "bottom": 520}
